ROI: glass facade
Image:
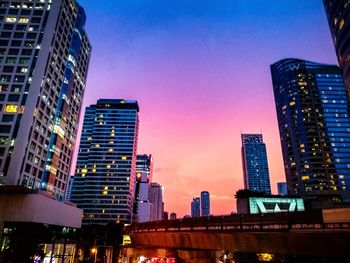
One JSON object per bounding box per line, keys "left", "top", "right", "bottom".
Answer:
{"left": 271, "top": 58, "right": 350, "bottom": 201}
{"left": 241, "top": 134, "right": 271, "bottom": 194}
{"left": 70, "top": 99, "right": 139, "bottom": 225}
{"left": 0, "top": 0, "right": 91, "bottom": 200}
{"left": 248, "top": 197, "right": 305, "bottom": 214}
{"left": 323, "top": 0, "right": 350, "bottom": 96}
{"left": 191, "top": 197, "right": 200, "bottom": 218}
{"left": 200, "top": 191, "right": 210, "bottom": 216}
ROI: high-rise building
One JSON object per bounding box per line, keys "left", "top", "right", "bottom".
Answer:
{"left": 134, "top": 154, "right": 153, "bottom": 222}
{"left": 323, "top": 1, "right": 350, "bottom": 96}
{"left": 70, "top": 99, "right": 139, "bottom": 224}
{"left": 191, "top": 197, "right": 200, "bottom": 218}
{"left": 241, "top": 134, "right": 271, "bottom": 194}
{"left": 0, "top": 0, "right": 91, "bottom": 199}
{"left": 200, "top": 191, "right": 210, "bottom": 216}
{"left": 149, "top": 182, "right": 163, "bottom": 221}
{"left": 271, "top": 58, "right": 350, "bottom": 201}
{"left": 277, "top": 182, "right": 288, "bottom": 196}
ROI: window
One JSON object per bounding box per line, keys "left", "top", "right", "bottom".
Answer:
{"left": 0, "top": 125, "right": 11, "bottom": 133}
{"left": 5, "top": 17, "right": 17, "bottom": 23}
{"left": 18, "top": 17, "right": 29, "bottom": 23}
{"left": 4, "top": 104, "right": 18, "bottom": 113}
{"left": 8, "top": 94, "right": 20, "bottom": 102}
{"left": 2, "top": 115, "right": 14, "bottom": 122}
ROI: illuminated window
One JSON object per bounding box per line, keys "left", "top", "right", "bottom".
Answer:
{"left": 5, "top": 17, "right": 17, "bottom": 23}
{"left": 19, "top": 17, "right": 29, "bottom": 23}
{"left": 4, "top": 104, "right": 18, "bottom": 113}
{"left": 102, "top": 190, "right": 108, "bottom": 195}
{"left": 87, "top": 137, "right": 92, "bottom": 141}
{"left": 302, "top": 175, "right": 309, "bottom": 180}
{"left": 104, "top": 186, "right": 108, "bottom": 190}
{"left": 121, "top": 156, "right": 127, "bottom": 160}
{"left": 289, "top": 101, "right": 295, "bottom": 106}
{"left": 108, "top": 148, "right": 113, "bottom": 152}
{"left": 95, "top": 144, "right": 100, "bottom": 148}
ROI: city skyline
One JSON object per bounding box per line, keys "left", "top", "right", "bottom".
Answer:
{"left": 74, "top": 0, "right": 338, "bottom": 216}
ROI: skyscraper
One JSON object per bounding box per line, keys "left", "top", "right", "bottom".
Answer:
{"left": 191, "top": 197, "right": 200, "bottom": 218}
{"left": 277, "top": 182, "right": 288, "bottom": 196}
{"left": 241, "top": 134, "right": 271, "bottom": 194}
{"left": 271, "top": 58, "right": 350, "bottom": 201}
{"left": 134, "top": 154, "right": 153, "bottom": 222}
{"left": 0, "top": 0, "right": 91, "bottom": 199}
{"left": 323, "top": 1, "right": 350, "bottom": 96}
{"left": 200, "top": 191, "right": 210, "bottom": 216}
{"left": 149, "top": 182, "right": 163, "bottom": 221}
{"left": 70, "top": 99, "right": 139, "bottom": 224}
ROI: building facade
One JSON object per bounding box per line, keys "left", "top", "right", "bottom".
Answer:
{"left": 134, "top": 154, "right": 153, "bottom": 222}
{"left": 65, "top": 175, "right": 74, "bottom": 201}
{"left": 271, "top": 58, "right": 350, "bottom": 201}
{"left": 200, "top": 191, "right": 210, "bottom": 216}
{"left": 323, "top": 0, "right": 350, "bottom": 96}
{"left": 277, "top": 182, "right": 288, "bottom": 196}
{"left": 241, "top": 134, "right": 271, "bottom": 194}
{"left": 70, "top": 99, "right": 139, "bottom": 224}
{"left": 0, "top": 0, "right": 91, "bottom": 199}
{"left": 191, "top": 197, "right": 200, "bottom": 218}
{"left": 149, "top": 182, "right": 163, "bottom": 221}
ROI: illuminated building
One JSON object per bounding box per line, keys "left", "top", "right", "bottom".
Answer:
{"left": 134, "top": 154, "right": 153, "bottom": 222}
{"left": 149, "top": 182, "right": 163, "bottom": 221}
{"left": 201, "top": 191, "right": 210, "bottom": 216}
{"left": 70, "top": 99, "right": 139, "bottom": 224}
{"left": 241, "top": 134, "right": 271, "bottom": 194}
{"left": 191, "top": 197, "right": 200, "bottom": 218}
{"left": 277, "top": 182, "right": 288, "bottom": 196}
{"left": 323, "top": 0, "right": 350, "bottom": 96}
{"left": 271, "top": 58, "right": 350, "bottom": 201}
{"left": 0, "top": 0, "right": 91, "bottom": 200}
{"left": 237, "top": 196, "right": 305, "bottom": 214}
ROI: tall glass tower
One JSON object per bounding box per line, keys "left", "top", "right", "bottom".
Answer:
{"left": 241, "top": 134, "right": 271, "bottom": 194}
{"left": 200, "top": 191, "right": 210, "bottom": 216}
{"left": 271, "top": 58, "right": 350, "bottom": 201}
{"left": 0, "top": 0, "right": 91, "bottom": 200}
{"left": 70, "top": 99, "right": 139, "bottom": 225}
{"left": 191, "top": 197, "right": 200, "bottom": 218}
{"left": 323, "top": 0, "right": 350, "bottom": 96}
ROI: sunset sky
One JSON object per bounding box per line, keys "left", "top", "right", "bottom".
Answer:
{"left": 76, "top": 0, "right": 338, "bottom": 216}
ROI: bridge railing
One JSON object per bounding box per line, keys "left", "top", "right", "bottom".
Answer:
{"left": 126, "top": 211, "right": 350, "bottom": 233}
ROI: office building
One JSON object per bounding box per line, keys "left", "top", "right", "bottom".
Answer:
{"left": 277, "top": 182, "right": 288, "bottom": 196}
{"left": 0, "top": 0, "right": 91, "bottom": 199}
{"left": 271, "top": 58, "right": 350, "bottom": 201}
{"left": 169, "top": 212, "right": 177, "bottom": 220}
{"left": 134, "top": 154, "right": 153, "bottom": 222}
{"left": 70, "top": 99, "right": 139, "bottom": 224}
{"left": 149, "top": 182, "right": 163, "bottom": 221}
{"left": 241, "top": 134, "right": 271, "bottom": 194}
{"left": 201, "top": 191, "right": 210, "bottom": 216}
{"left": 323, "top": 0, "right": 350, "bottom": 95}
{"left": 191, "top": 197, "right": 200, "bottom": 217}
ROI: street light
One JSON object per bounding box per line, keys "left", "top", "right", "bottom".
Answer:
{"left": 91, "top": 247, "right": 97, "bottom": 263}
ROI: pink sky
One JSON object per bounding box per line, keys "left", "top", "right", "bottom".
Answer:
{"left": 76, "top": 0, "right": 338, "bottom": 216}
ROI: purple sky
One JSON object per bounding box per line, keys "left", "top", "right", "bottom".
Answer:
{"left": 75, "top": 0, "right": 338, "bottom": 216}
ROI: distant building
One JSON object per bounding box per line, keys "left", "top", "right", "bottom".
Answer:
{"left": 70, "top": 99, "right": 139, "bottom": 224}
{"left": 271, "top": 59, "right": 350, "bottom": 201}
{"left": 191, "top": 197, "right": 200, "bottom": 217}
{"left": 201, "top": 191, "right": 210, "bottom": 216}
{"left": 163, "top": 211, "right": 169, "bottom": 221}
{"left": 241, "top": 134, "right": 271, "bottom": 194}
{"left": 170, "top": 212, "right": 177, "bottom": 220}
{"left": 134, "top": 154, "right": 153, "bottom": 222}
{"left": 149, "top": 182, "right": 163, "bottom": 221}
{"left": 323, "top": 0, "right": 350, "bottom": 96}
{"left": 277, "top": 182, "right": 288, "bottom": 196}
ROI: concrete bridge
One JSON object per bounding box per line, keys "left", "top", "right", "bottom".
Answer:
{"left": 121, "top": 208, "right": 350, "bottom": 262}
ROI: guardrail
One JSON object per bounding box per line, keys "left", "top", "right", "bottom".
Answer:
{"left": 125, "top": 211, "right": 350, "bottom": 233}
